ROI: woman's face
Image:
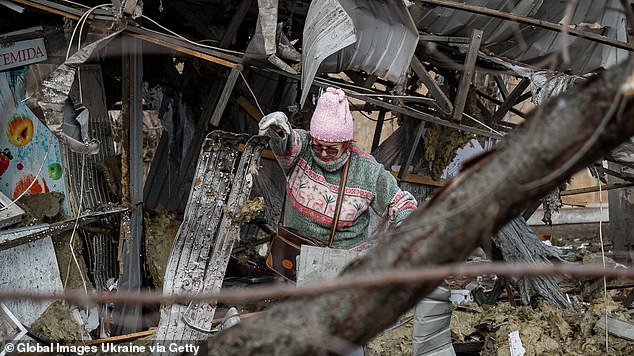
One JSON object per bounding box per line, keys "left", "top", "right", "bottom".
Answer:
{"left": 310, "top": 138, "right": 348, "bottom": 161}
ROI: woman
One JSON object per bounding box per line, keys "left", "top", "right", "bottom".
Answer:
{"left": 260, "top": 87, "right": 454, "bottom": 355}
{"left": 258, "top": 87, "right": 417, "bottom": 250}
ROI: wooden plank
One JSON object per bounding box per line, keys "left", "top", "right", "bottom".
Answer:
{"left": 0, "top": 191, "right": 24, "bottom": 229}
{"left": 494, "top": 75, "right": 509, "bottom": 101}
{"left": 491, "top": 78, "right": 530, "bottom": 123}
{"left": 11, "top": 0, "right": 81, "bottom": 19}
{"left": 560, "top": 182, "right": 634, "bottom": 196}
{"left": 595, "top": 314, "right": 634, "bottom": 341}
{"left": 210, "top": 65, "right": 243, "bottom": 126}
{"left": 237, "top": 95, "right": 263, "bottom": 122}
{"left": 390, "top": 171, "right": 446, "bottom": 187}
{"left": 371, "top": 110, "right": 386, "bottom": 153}
{"left": 410, "top": 56, "right": 453, "bottom": 114}
{"left": 398, "top": 121, "right": 426, "bottom": 180}
{"left": 125, "top": 32, "right": 238, "bottom": 68}
{"left": 78, "top": 329, "right": 156, "bottom": 346}
{"left": 475, "top": 89, "right": 527, "bottom": 119}
{"left": 451, "top": 29, "right": 482, "bottom": 122}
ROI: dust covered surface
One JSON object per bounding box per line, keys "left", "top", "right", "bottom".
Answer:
{"left": 144, "top": 206, "right": 180, "bottom": 289}
{"left": 97, "top": 155, "right": 122, "bottom": 198}
{"left": 453, "top": 298, "right": 634, "bottom": 355}
{"left": 16, "top": 191, "right": 65, "bottom": 222}
{"left": 227, "top": 197, "right": 265, "bottom": 225}
{"left": 52, "top": 231, "right": 93, "bottom": 290}
{"left": 30, "top": 301, "right": 87, "bottom": 343}
{"left": 365, "top": 311, "right": 414, "bottom": 356}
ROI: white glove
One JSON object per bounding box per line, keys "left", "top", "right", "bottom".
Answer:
{"left": 258, "top": 111, "right": 291, "bottom": 139}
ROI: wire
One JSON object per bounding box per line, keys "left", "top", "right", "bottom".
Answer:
{"left": 139, "top": 15, "right": 244, "bottom": 56}
{"left": 347, "top": 98, "right": 396, "bottom": 122}
{"left": 64, "top": 154, "right": 89, "bottom": 296}
{"left": 239, "top": 71, "right": 265, "bottom": 116}
{"left": 462, "top": 112, "right": 504, "bottom": 136}
{"left": 65, "top": 4, "right": 111, "bottom": 60}
{"left": 595, "top": 167, "right": 609, "bottom": 351}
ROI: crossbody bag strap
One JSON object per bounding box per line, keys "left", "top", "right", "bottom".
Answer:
{"left": 328, "top": 157, "right": 351, "bottom": 248}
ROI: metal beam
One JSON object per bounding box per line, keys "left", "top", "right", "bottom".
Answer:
{"left": 410, "top": 56, "right": 452, "bottom": 114}
{"left": 491, "top": 78, "right": 530, "bottom": 123}
{"left": 452, "top": 29, "right": 482, "bottom": 122}
{"left": 416, "top": 0, "right": 634, "bottom": 51}
{"left": 112, "top": 34, "right": 144, "bottom": 335}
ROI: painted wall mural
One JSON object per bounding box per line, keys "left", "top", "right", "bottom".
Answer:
{"left": 0, "top": 68, "right": 68, "bottom": 209}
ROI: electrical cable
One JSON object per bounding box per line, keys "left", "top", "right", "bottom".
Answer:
{"left": 239, "top": 71, "right": 264, "bottom": 116}
{"left": 346, "top": 98, "right": 396, "bottom": 122}
{"left": 139, "top": 15, "right": 244, "bottom": 56}
{"left": 595, "top": 167, "right": 609, "bottom": 351}
{"left": 65, "top": 4, "right": 111, "bottom": 60}
{"left": 462, "top": 112, "right": 504, "bottom": 136}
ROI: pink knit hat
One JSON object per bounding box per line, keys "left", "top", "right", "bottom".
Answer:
{"left": 309, "top": 87, "right": 353, "bottom": 142}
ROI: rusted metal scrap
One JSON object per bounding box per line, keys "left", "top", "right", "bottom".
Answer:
{"left": 155, "top": 132, "right": 266, "bottom": 351}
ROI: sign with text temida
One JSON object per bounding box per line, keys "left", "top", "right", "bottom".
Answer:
{"left": 0, "top": 38, "right": 48, "bottom": 72}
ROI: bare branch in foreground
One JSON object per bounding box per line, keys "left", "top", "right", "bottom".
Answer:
{"left": 1, "top": 263, "right": 632, "bottom": 306}
{"left": 202, "top": 56, "right": 634, "bottom": 355}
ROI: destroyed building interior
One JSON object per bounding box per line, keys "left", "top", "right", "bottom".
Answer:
{"left": 1, "top": 0, "right": 634, "bottom": 355}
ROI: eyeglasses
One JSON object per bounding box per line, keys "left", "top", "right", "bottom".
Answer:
{"left": 310, "top": 142, "right": 341, "bottom": 156}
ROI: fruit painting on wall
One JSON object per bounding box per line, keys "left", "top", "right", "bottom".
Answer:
{"left": 6, "top": 115, "right": 35, "bottom": 147}
{"left": 0, "top": 68, "right": 69, "bottom": 210}
{"left": 0, "top": 148, "right": 13, "bottom": 176}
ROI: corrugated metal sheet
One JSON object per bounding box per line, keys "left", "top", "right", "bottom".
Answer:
{"left": 302, "top": 0, "right": 419, "bottom": 105}
{"left": 410, "top": 0, "right": 629, "bottom": 74}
